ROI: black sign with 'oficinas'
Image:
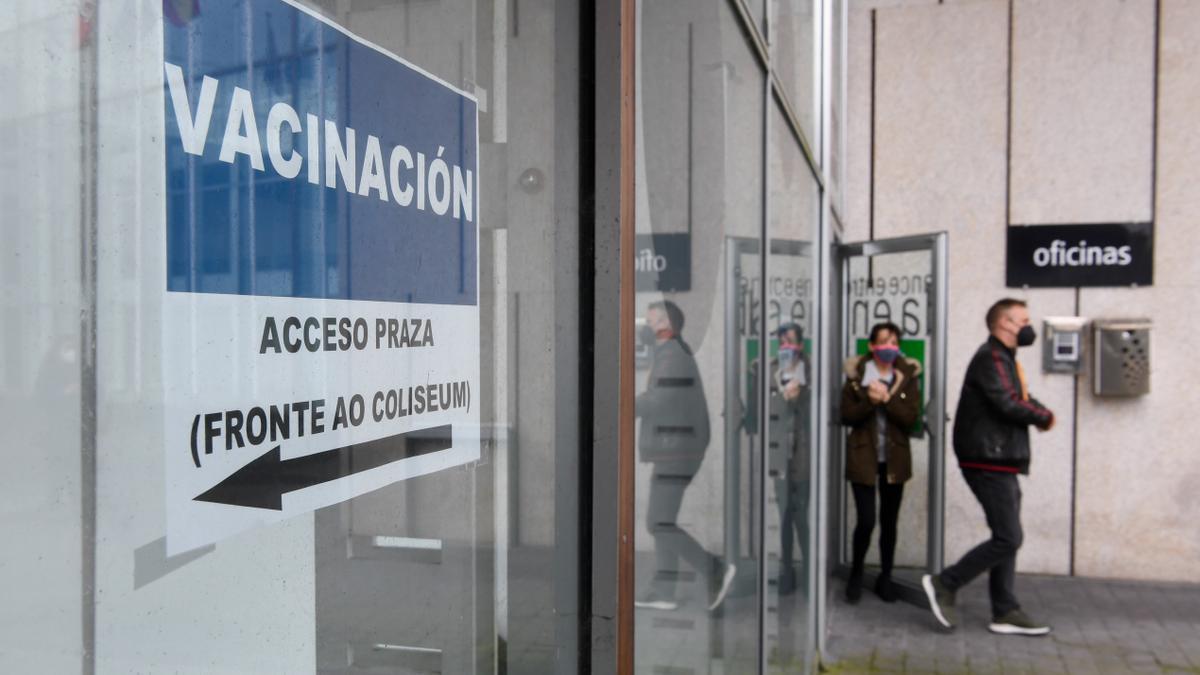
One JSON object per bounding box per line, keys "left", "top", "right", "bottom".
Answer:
{"left": 1006, "top": 222, "right": 1153, "bottom": 288}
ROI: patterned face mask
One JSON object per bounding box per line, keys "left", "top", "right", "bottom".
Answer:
{"left": 871, "top": 345, "right": 900, "bottom": 365}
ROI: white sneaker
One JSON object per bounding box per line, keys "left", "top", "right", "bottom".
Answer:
{"left": 921, "top": 573, "right": 957, "bottom": 629}
{"left": 708, "top": 563, "right": 737, "bottom": 611}
{"left": 634, "top": 593, "right": 678, "bottom": 611}
{"left": 988, "top": 609, "right": 1051, "bottom": 636}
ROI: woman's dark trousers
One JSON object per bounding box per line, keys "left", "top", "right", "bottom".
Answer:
{"left": 850, "top": 462, "right": 904, "bottom": 579}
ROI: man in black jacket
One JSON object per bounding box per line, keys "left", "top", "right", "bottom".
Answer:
{"left": 923, "top": 298, "right": 1055, "bottom": 636}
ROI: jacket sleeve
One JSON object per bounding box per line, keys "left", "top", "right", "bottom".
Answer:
{"left": 840, "top": 377, "right": 875, "bottom": 426}
{"left": 883, "top": 371, "right": 921, "bottom": 430}
{"left": 1028, "top": 395, "right": 1054, "bottom": 428}
{"left": 973, "top": 348, "right": 1054, "bottom": 428}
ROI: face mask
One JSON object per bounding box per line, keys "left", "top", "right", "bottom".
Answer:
{"left": 638, "top": 325, "right": 656, "bottom": 347}
{"left": 779, "top": 348, "right": 796, "bottom": 368}
{"left": 872, "top": 346, "right": 900, "bottom": 365}
{"left": 1016, "top": 325, "right": 1037, "bottom": 347}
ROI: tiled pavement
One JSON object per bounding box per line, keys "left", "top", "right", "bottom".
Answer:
{"left": 823, "top": 573, "right": 1200, "bottom": 674}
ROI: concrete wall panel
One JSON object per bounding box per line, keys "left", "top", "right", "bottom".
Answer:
{"left": 873, "top": 1, "right": 1008, "bottom": 238}
{"left": 843, "top": 6, "right": 873, "bottom": 243}
{"left": 1150, "top": 0, "right": 1200, "bottom": 291}
{"left": 1073, "top": 0, "right": 1200, "bottom": 583}
{"left": 1009, "top": 0, "right": 1156, "bottom": 225}
{"left": 1075, "top": 289, "right": 1200, "bottom": 582}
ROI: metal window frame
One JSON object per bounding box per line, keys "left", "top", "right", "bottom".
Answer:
{"left": 588, "top": 0, "right": 636, "bottom": 672}
{"left": 594, "top": 0, "right": 841, "bottom": 670}
{"left": 829, "top": 232, "right": 950, "bottom": 591}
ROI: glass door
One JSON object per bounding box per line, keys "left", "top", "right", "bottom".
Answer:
{"left": 829, "top": 233, "right": 948, "bottom": 602}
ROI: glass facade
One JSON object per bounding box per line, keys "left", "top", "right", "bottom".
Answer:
{"left": 0, "top": 1, "right": 843, "bottom": 673}
{"left": 634, "top": 0, "right": 834, "bottom": 672}
{"left": 2, "top": 1, "right": 584, "bottom": 672}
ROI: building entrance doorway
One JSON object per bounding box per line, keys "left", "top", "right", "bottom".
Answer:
{"left": 828, "top": 233, "right": 948, "bottom": 606}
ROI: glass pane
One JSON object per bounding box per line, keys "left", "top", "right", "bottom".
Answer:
{"left": 0, "top": 5, "right": 86, "bottom": 671}
{"left": 764, "top": 103, "right": 820, "bottom": 673}
{"left": 636, "top": 0, "right": 765, "bottom": 671}
{"left": 772, "top": 0, "right": 820, "bottom": 160}
{"left": 840, "top": 250, "right": 935, "bottom": 594}
{"left": 829, "top": 0, "right": 846, "bottom": 214}
{"left": 0, "top": 1, "right": 581, "bottom": 672}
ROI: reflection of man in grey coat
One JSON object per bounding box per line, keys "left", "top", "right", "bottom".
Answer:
{"left": 635, "top": 301, "right": 736, "bottom": 612}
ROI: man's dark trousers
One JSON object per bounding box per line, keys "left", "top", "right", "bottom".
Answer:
{"left": 647, "top": 459, "right": 717, "bottom": 596}
{"left": 939, "top": 469, "right": 1023, "bottom": 618}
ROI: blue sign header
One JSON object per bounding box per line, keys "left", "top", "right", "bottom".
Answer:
{"left": 164, "top": 0, "right": 478, "bottom": 305}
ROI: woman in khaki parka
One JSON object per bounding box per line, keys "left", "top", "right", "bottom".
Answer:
{"left": 840, "top": 322, "right": 922, "bottom": 603}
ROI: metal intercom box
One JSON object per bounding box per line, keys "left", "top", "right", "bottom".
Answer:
{"left": 1043, "top": 317, "right": 1088, "bottom": 374}
{"left": 1093, "top": 320, "right": 1151, "bottom": 396}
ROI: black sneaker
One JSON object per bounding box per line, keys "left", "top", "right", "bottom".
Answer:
{"left": 921, "top": 573, "right": 956, "bottom": 629}
{"left": 708, "top": 563, "right": 737, "bottom": 611}
{"left": 989, "top": 609, "right": 1051, "bottom": 636}
{"left": 874, "top": 574, "right": 897, "bottom": 603}
{"left": 634, "top": 591, "right": 678, "bottom": 611}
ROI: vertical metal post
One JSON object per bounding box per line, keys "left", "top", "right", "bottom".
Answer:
{"left": 816, "top": 234, "right": 842, "bottom": 666}
{"left": 588, "top": 0, "right": 635, "bottom": 670}
{"left": 723, "top": 240, "right": 742, "bottom": 571}
{"left": 757, "top": 68, "right": 771, "bottom": 675}
{"left": 812, "top": 0, "right": 836, "bottom": 668}
{"left": 926, "top": 232, "right": 949, "bottom": 573}
{"left": 78, "top": 2, "right": 100, "bottom": 673}
{"left": 617, "top": 2, "right": 637, "bottom": 669}
{"left": 834, "top": 247, "right": 851, "bottom": 570}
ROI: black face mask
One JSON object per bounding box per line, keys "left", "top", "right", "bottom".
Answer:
{"left": 1016, "top": 325, "right": 1037, "bottom": 347}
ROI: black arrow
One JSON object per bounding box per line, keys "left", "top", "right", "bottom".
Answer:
{"left": 194, "top": 424, "right": 453, "bottom": 510}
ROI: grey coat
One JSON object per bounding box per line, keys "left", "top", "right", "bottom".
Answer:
{"left": 637, "top": 338, "right": 711, "bottom": 462}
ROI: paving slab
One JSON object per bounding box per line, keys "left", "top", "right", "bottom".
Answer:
{"left": 823, "top": 573, "right": 1200, "bottom": 674}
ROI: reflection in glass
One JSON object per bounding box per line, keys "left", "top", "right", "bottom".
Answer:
{"left": 635, "top": 301, "right": 736, "bottom": 613}
{"left": 771, "top": 323, "right": 811, "bottom": 597}
{"left": 749, "top": 322, "right": 811, "bottom": 598}
{"left": 772, "top": 0, "right": 819, "bottom": 159}
{"left": 763, "top": 98, "right": 820, "bottom": 671}
{"left": 636, "top": 0, "right": 766, "bottom": 671}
